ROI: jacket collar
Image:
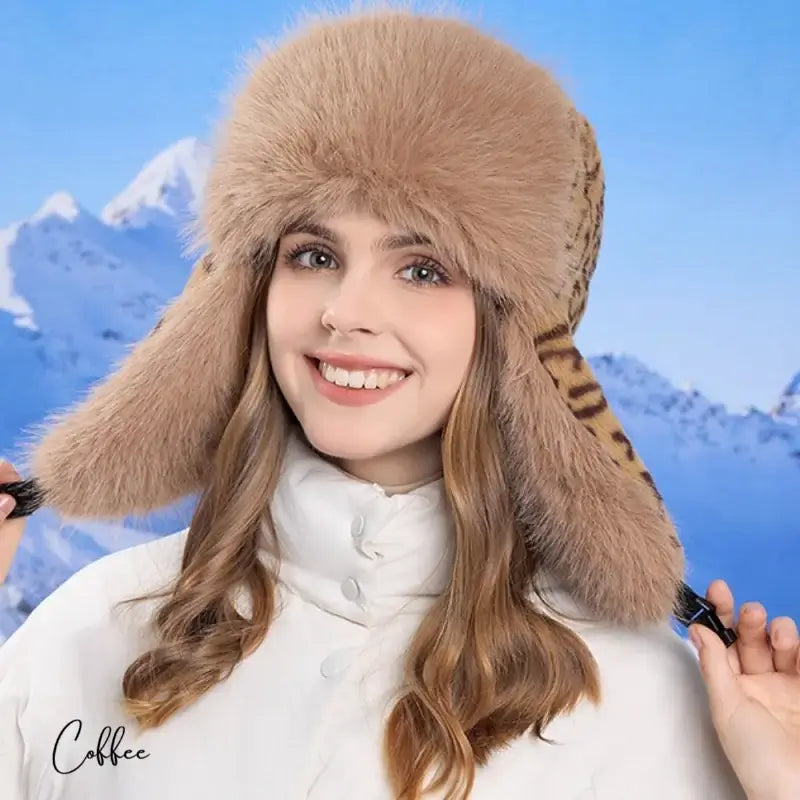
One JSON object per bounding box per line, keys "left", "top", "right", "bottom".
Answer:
{"left": 266, "top": 427, "right": 455, "bottom": 628}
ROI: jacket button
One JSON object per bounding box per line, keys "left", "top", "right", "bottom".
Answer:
{"left": 341, "top": 577, "right": 361, "bottom": 601}
{"left": 320, "top": 647, "right": 356, "bottom": 679}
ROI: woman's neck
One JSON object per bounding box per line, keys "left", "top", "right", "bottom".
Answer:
{"left": 379, "top": 469, "right": 444, "bottom": 497}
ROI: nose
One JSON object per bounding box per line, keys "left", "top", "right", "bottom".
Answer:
{"left": 320, "top": 271, "right": 382, "bottom": 334}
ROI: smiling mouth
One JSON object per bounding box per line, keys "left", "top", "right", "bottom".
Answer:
{"left": 305, "top": 356, "right": 412, "bottom": 390}
{"left": 306, "top": 356, "right": 412, "bottom": 377}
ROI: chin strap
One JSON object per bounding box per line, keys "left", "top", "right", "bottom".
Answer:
{"left": 0, "top": 478, "right": 739, "bottom": 646}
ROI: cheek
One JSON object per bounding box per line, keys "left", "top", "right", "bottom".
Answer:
{"left": 266, "top": 276, "right": 315, "bottom": 351}
{"left": 413, "top": 299, "right": 476, "bottom": 383}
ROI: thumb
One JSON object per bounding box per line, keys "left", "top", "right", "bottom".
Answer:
{"left": 690, "top": 624, "right": 740, "bottom": 713}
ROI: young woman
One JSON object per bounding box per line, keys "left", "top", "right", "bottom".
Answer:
{"left": 0, "top": 7, "right": 797, "bottom": 800}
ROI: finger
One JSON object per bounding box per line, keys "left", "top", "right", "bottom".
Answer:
{"left": 690, "top": 623, "right": 741, "bottom": 716}
{"left": 705, "top": 580, "right": 743, "bottom": 673}
{"left": 737, "top": 602, "right": 775, "bottom": 674}
{"left": 0, "top": 497, "right": 25, "bottom": 585}
{"left": 769, "top": 616, "right": 800, "bottom": 674}
{"left": 0, "top": 460, "right": 21, "bottom": 480}
{"left": 706, "top": 579, "right": 735, "bottom": 630}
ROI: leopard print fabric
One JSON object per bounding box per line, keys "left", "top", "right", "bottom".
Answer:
{"left": 534, "top": 112, "right": 677, "bottom": 540}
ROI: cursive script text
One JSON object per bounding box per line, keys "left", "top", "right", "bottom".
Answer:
{"left": 52, "top": 719, "right": 150, "bottom": 774}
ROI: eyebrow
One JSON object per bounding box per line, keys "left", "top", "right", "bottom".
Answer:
{"left": 282, "top": 219, "right": 433, "bottom": 253}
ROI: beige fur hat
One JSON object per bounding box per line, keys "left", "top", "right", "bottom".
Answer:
{"left": 1, "top": 6, "right": 734, "bottom": 641}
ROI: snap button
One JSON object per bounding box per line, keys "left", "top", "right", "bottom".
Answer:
{"left": 351, "top": 515, "right": 365, "bottom": 540}
{"left": 341, "top": 577, "right": 361, "bottom": 602}
{"left": 320, "top": 647, "right": 356, "bottom": 679}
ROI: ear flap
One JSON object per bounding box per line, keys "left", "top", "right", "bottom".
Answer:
{"left": 500, "top": 313, "right": 685, "bottom": 624}
{"left": 498, "top": 112, "right": 685, "bottom": 624}
{"left": 14, "top": 252, "right": 257, "bottom": 521}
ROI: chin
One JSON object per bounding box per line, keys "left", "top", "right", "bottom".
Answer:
{"left": 298, "top": 421, "right": 397, "bottom": 461}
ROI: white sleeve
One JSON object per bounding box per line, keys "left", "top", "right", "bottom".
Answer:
{"left": 0, "top": 607, "right": 42, "bottom": 799}
{"left": 588, "top": 627, "right": 747, "bottom": 800}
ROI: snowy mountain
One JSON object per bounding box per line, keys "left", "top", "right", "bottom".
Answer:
{"left": 100, "top": 136, "right": 211, "bottom": 231}
{"left": 0, "top": 194, "right": 191, "bottom": 450}
{"left": 0, "top": 139, "right": 211, "bottom": 422}
{"left": 0, "top": 138, "right": 798, "bottom": 643}
{"left": 590, "top": 354, "right": 800, "bottom": 466}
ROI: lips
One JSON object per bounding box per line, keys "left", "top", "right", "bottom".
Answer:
{"left": 304, "top": 354, "right": 410, "bottom": 406}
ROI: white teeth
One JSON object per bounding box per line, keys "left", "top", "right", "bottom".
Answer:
{"left": 317, "top": 360, "right": 408, "bottom": 390}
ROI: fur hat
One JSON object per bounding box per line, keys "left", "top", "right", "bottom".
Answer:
{"left": 1, "top": 7, "right": 734, "bottom": 641}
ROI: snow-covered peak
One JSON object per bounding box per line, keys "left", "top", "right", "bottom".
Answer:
{"left": 100, "top": 136, "right": 211, "bottom": 229}
{"left": 773, "top": 371, "right": 800, "bottom": 422}
{"left": 31, "top": 191, "right": 84, "bottom": 223}
{"left": 587, "top": 352, "right": 799, "bottom": 461}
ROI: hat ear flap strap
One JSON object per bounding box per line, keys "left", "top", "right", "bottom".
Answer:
{"left": 531, "top": 319, "right": 736, "bottom": 646}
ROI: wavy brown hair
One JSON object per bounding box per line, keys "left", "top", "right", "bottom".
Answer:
{"left": 114, "top": 236, "right": 602, "bottom": 799}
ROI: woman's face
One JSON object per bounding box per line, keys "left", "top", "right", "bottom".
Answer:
{"left": 266, "top": 212, "right": 476, "bottom": 486}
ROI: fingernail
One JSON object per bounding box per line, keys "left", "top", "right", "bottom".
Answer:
{"left": 0, "top": 494, "right": 16, "bottom": 515}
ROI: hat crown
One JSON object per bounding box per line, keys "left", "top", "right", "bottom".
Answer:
{"left": 200, "top": 9, "right": 588, "bottom": 319}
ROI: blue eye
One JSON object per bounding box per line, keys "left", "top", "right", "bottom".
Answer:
{"left": 289, "top": 247, "right": 334, "bottom": 271}
{"left": 283, "top": 243, "right": 451, "bottom": 288}
{"left": 398, "top": 263, "right": 449, "bottom": 286}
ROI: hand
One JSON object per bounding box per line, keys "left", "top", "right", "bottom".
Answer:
{"left": 689, "top": 579, "right": 800, "bottom": 800}
{"left": 0, "top": 459, "right": 27, "bottom": 585}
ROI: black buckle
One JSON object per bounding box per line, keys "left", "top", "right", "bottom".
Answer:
{"left": 675, "top": 582, "right": 738, "bottom": 647}
{"left": 0, "top": 478, "right": 46, "bottom": 519}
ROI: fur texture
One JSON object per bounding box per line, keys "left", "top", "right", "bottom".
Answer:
{"left": 18, "top": 6, "right": 684, "bottom": 623}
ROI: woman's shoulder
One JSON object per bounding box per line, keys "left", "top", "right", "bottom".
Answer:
{"left": 493, "top": 576, "right": 747, "bottom": 798}
{"left": 0, "top": 526, "right": 190, "bottom": 667}
{"left": 531, "top": 572, "right": 706, "bottom": 703}
{"left": 527, "top": 573, "right": 709, "bottom": 743}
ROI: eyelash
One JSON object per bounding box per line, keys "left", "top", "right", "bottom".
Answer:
{"left": 282, "top": 243, "right": 452, "bottom": 288}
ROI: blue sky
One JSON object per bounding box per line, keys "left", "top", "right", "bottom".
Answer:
{"left": 1, "top": 0, "right": 798, "bottom": 413}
